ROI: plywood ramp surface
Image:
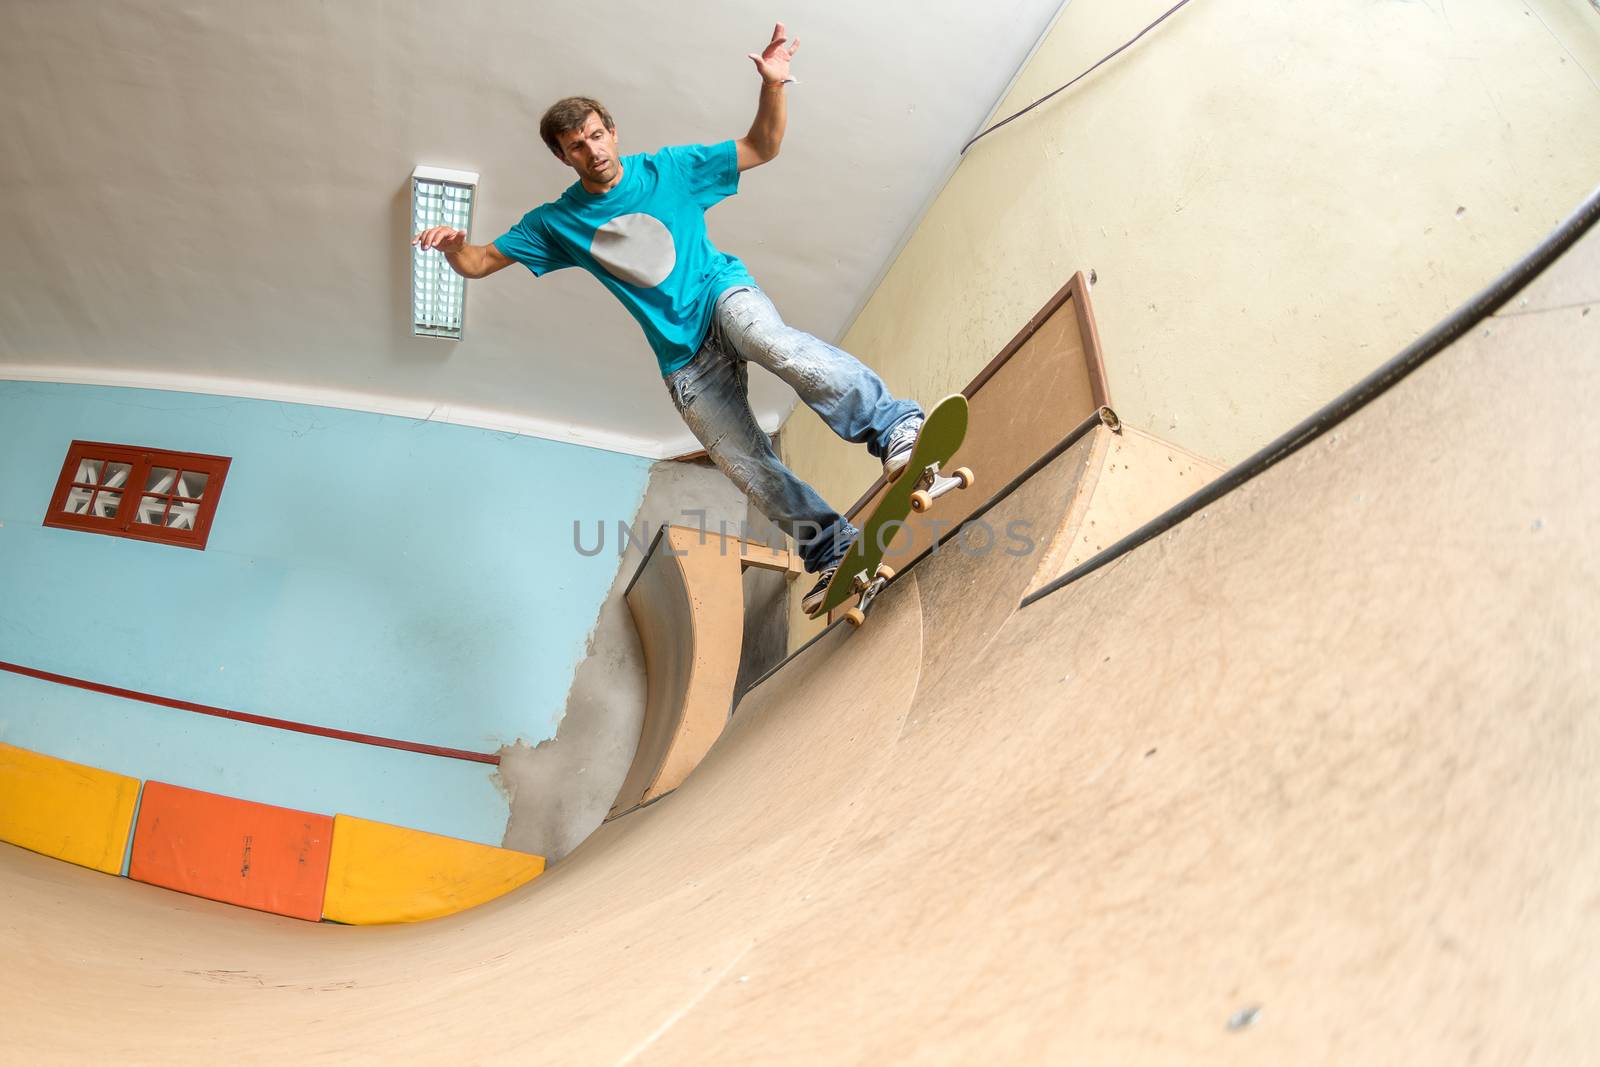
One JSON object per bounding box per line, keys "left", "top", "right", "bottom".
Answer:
{"left": 1030, "top": 423, "right": 1227, "bottom": 589}
{"left": 612, "top": 525, "right": 746, "bottom": 817}
{"left": 841, "top": 275, "right": 1106, "bottom": 561}
{"left": 1, "top": 225, "right": 1597, "bottom": 1064}
{"left": 819, "top": 274, "right": 1102, "bottom": 633}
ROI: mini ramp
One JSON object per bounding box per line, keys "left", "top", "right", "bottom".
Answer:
{"left": 2, "top": 190, "right": 1597, "bottom": 1064}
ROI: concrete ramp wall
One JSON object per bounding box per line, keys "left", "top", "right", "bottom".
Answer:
{"left": 2, "top": 202, "right": 1597, "bottom": 1064}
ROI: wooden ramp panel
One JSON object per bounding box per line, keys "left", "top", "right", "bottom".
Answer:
{"left": 843, "top": 272, "right": 1108, "bottom": 527}
{"left": 830, "top": 271, "right": 1114, "bottom": 622}
{"left": 609, "top": 525, "right": 746, "bottom": 818}
{"left": 1029, "top": 423, "right": 1227, "bottom": 592}
{"left": 0, "top": 219, "right": 1596, "bottom": 1063}
{"left": 830, "top": 273, "right": 1223, "bottom": 622}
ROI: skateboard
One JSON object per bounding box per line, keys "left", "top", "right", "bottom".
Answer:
{"left": 809, "top": 394, "right": 975, "bottom": 626}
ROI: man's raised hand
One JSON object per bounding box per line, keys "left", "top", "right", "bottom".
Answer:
{"left": 748, "top": 22, "right": 799, "bottom": 85}
{"left": 412, "top": 226, "right": 467, "bottom": 253}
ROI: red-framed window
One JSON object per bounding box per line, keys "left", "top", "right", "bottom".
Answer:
{"left": 43, "top": 441, "right": 231, "bottom": 550}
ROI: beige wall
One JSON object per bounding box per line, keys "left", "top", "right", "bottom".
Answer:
{"left": 780, "top": 0, "right": 1599, "bottom": 642}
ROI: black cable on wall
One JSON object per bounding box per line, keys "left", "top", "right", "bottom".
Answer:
{"left": 962, "top": 0, "right": 1198, "bottom": 156}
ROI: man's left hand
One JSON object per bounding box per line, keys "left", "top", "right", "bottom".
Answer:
{"left": 748, "top": 22, "right": 799, "bottom": 85}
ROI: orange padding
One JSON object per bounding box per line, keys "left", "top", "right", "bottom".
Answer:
{"left": 129, "top": 782, "right": 333, "bottom": 922}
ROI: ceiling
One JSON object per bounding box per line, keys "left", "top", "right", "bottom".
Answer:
{"left": 0, "top": 1, "right": 1063, "bottom": 458}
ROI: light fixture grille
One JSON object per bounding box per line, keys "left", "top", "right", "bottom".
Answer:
{"left": 412, "top": 171, "right": 477, "bottom": 340}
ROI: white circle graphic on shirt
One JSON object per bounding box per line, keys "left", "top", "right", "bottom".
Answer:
{"left": 590, "top": 213, "right": 676, "bottom": 288}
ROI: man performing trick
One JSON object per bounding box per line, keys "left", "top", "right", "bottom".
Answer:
{"left": 412, "top": 23, "right": 923, "bottom": 615}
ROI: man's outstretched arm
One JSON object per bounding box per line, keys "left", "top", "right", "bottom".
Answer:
{"left": 411, "top": 226, "right": 515, "bottom": 279}
{"left": 736, "top": 23, "right": 799, "bottom": 172}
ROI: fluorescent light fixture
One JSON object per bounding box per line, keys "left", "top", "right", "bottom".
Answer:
{"left": 412, "top": 165, "right": 479, "bottom": 340}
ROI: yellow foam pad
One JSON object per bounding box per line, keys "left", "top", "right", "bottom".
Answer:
{"left": 323, "top": 814, "right": 545, "bottom": 924}
{"left": 0, "top": 742, "right": 140, "bottom": 875}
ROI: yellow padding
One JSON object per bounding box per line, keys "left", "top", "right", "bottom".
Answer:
{"left": 0, "top": 742, "right": 140, "bottom": 875}
{"left": 323, "top": 814, "right": 545, "bottom": 924}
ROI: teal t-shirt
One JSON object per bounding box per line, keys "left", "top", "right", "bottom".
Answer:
{"left": 493, "top": 141, "right": 757, "bottom": 376}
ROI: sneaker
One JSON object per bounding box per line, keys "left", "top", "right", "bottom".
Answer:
{"left": 881, "top": 416, "right": 924, "bottom": 480}
{"left": 801, "top": 565, "right": 839, "bottom": 615}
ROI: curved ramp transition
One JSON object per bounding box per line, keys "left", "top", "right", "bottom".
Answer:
{"left": 613, "top": 525, "right": 799, "bottom": 818}
{"left": 2, "top": 211, "right": 1597, "bottom": 1063}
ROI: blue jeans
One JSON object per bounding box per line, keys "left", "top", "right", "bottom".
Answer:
{"left": 666, "top": 286, "right": 923, "bottom": 574}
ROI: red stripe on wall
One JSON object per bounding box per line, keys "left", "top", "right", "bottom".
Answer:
{"left": 0, "top": 660, "right": 501, "bottom": 766}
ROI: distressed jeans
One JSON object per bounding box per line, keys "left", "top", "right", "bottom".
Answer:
{"left": 666, "top": 286, "right": 923, "bottom": 574}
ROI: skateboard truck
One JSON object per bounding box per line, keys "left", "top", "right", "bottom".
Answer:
{"left": 908, "top": 462, "right": 975, "bottom": 514}
{"left": 842, "top": 462, "right": 973, "bottom": 626}
{"left": 842, "top": 563, "right": 896, "bottom": 628}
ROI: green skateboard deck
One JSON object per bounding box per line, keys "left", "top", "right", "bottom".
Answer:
{"left": 810, "top": 394, "right": 973, "bottom": 621}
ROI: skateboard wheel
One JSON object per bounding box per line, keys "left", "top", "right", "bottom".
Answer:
{"left": 954, "top": 466, "right": 974, "bottom": 489}
{"left": 844, "top": 607, "right": 866, "bottom": 628}
{"left": 875, "top": 563, "right": 896, "bottom": 581}
{"left": 910, "top": 489, "right": 933, "bottom": 513}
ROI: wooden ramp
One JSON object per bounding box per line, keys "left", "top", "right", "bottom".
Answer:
{"left": 610, "top": 525, "right": 799, "bottom": 818}
{"left": 828, "top": 272, "right": 1223, "bottom": 625}
{"left": 1, "top": 206, "right": 1597, "bottom": 1064}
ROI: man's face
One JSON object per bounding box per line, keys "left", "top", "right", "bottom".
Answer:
{"left": 557, "top": 112, "right": 621, "bottom": 188}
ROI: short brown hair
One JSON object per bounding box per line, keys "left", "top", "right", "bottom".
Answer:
{"left": 540, "top": 97, "right": 614, "bottom": 159}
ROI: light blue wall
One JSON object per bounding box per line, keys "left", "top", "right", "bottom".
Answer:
{"left": 0, "top": 380, "right": 653, "bottom": 846}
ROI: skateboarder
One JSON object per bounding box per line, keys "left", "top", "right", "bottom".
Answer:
{"left": 413, "top": 23, "right": 922, "bottom": 614}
